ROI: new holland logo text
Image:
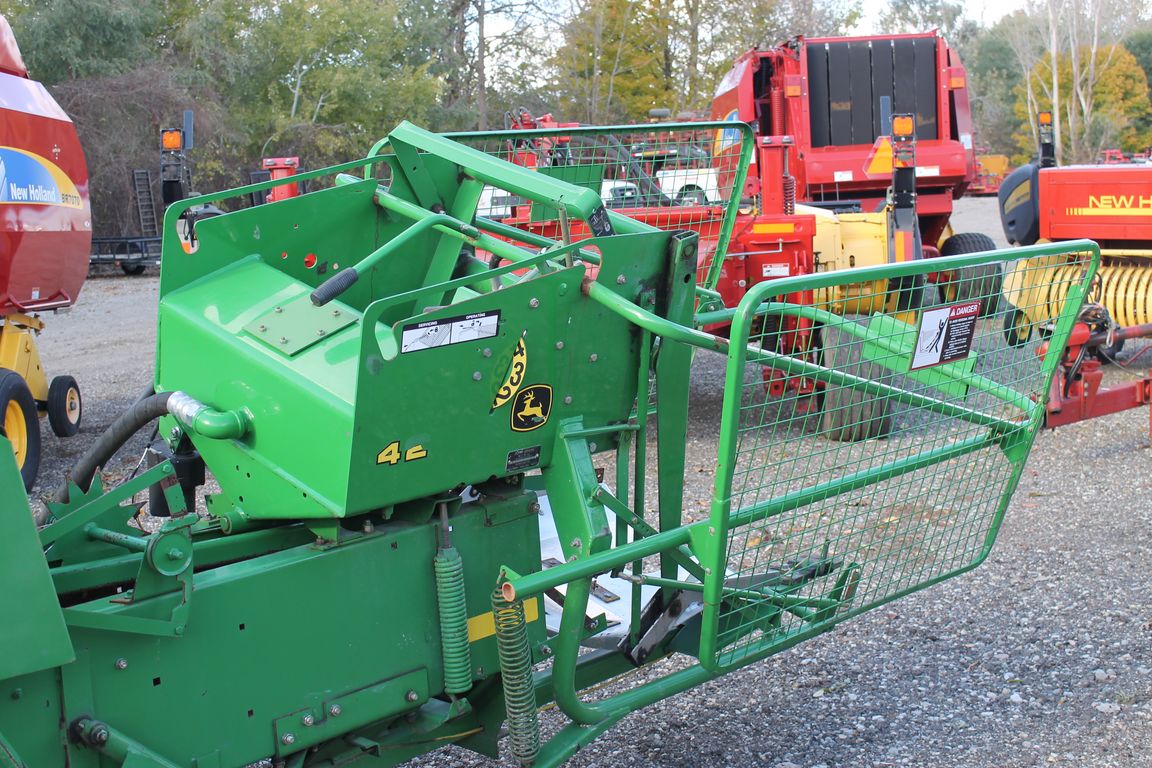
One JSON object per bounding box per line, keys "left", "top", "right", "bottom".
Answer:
{"left": 1066, "top": 195, "right": 1152, "bottom": 217}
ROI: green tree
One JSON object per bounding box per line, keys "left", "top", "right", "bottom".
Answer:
{"left": 6, "top": 0, "right": 163, "bottom": 84}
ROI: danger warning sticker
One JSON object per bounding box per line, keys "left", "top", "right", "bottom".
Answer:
{"left": 400, "top": 310, "right": 500, "bottom": 353}
{"left": 910, "top": 301, "right": 980, "bottom": 371}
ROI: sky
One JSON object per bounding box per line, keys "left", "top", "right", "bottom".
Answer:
{"left": 850, "top": 0, "right": 1030, "bottom": 34}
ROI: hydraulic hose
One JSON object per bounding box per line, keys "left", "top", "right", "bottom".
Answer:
{"left": 55, "top": 389, "right": 173, "bottom": 503}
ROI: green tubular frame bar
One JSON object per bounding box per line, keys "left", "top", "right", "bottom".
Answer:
{"left": 503, "top": 240, "right": 1098, "bottom": 747}
{"left": 429, "top": 120, "right": 756, "bottom": 294}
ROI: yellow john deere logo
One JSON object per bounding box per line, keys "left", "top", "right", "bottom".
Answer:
{"left": 491, "top": 337, "right": 527, "bottom": 411}
{"left": 511, "top": 384, "right": 552, "bottom": 432}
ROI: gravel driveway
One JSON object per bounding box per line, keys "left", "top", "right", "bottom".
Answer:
{"left": 25, "top": 197, "right": 1152, "bottom": 767}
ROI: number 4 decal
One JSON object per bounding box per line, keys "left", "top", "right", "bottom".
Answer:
{"left": 376, "top": 441, "right": 428, "bottom": 465}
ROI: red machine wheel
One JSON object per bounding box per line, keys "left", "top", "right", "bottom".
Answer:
{"left": 0, "top": 368, "right": 41, "bottom": 491}
{"left": 47, "top": 375, "right": 83, "bottom": 437}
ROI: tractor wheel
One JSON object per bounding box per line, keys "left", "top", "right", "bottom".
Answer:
{"left": 0, "top": 368, "right": 41, "bottom": 491}
{"left": 938, "top": 233, "right": 1002, "bottom": 316}
{"left": 1002, "top": 308, "right": 1033, "bottom": 347}
{"left": 121, "top": 262, "right": 147, "bottom": 276}
{"left": 820, "top": 321, "right": 891, "bottom": 442}
{"left": 47, "top": 375, "right": 83, "bottom": 437}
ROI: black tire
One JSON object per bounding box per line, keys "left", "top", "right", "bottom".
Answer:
{"left": 820, "top": 321, "right": 891, "bottom": 441}
{"left": 938, "top": 233, "right": 1002, "bottom": 317}
{"left": 1002, "top": 308, "right": 1032, "bottom": 347}
{"left": 47, "top": 375, "right": 82, "bottom": 437}
{"left": 121, "top": 262, "right": 146, "bottom": 276}
{"left": 0, "top": 368, "right": 41, "bottom": 491}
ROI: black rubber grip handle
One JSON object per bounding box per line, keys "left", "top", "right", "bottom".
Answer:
{"left": 310, "top": 268, "right": 359, "bottom": 306}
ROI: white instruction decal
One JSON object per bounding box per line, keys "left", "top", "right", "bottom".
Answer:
{"left": 761, "top": 263, "right": 790, "bottom": 277}
{"left": 833, "top": 170, "right": 854, "bottom": 182}
{"left": 401, "top": 310, "right": 500, "bottom": 353}
{"left": 910, "top": 301, "right": 980, "bottom": 370}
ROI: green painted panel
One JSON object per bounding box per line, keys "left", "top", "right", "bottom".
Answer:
{"left": 0, "top": 438, "right": 74, "bottom": 679}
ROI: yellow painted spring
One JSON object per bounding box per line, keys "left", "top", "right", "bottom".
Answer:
{"left": 434, "top": 547, "right": 472, "bottom": 695}
{"left": 492, "top": 585, "right": 539, "bottom": 766}
{"left": 1012, "top": 261, "right": 1152, "bottom": 328}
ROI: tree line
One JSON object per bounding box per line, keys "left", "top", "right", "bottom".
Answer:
{"left": 3, "top": 0, "right": 1150, "bottom": 236}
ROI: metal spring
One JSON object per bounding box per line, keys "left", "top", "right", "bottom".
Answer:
{"left": 782, "top": 174, "right": 796, "bottom": 216}
{"left": 434, "top": 547, "right": 472, "bottom": 695}
{"left": 1024, "top": 263, "right": 1152, "bottom": 329}
{"left": 492, "top": 586, "right": 539, "bottom": 766}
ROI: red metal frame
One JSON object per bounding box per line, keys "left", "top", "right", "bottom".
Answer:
{"left": 1041, "top": 323, "right": 1152, "bottom": 437}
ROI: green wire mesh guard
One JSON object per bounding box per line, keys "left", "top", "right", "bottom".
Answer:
{"left": 699, "top": 244, "right": 1098, "bottom": 672}
{"left": 440, "top": 122, "right": 754, "bottom": 292}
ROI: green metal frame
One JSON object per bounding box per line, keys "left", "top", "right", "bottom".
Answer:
{"left": 425, "top": 120, "right": 756, "bottom": 295}
{"left": 0, "top": 110, "right": 1099, "bottom": 768}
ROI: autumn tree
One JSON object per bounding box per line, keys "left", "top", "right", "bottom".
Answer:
{"left": 1013, "top": 44, "right": 1151, "bottom": 162}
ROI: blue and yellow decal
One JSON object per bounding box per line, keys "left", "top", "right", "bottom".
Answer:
{"left": 0, "top": 146, "right": 83, "bottom": 208}
{"left": 713, "top": 110, "right": 743, "bottom": 157}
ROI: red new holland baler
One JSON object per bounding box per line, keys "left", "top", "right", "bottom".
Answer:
{"left": 0, "top": 13, "right": 90, "bottom": 490}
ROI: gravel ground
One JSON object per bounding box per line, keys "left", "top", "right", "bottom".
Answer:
{"left": 25, "top": 198, "right": 1152, "bottom": 767}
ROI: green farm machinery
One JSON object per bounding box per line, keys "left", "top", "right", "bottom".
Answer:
{"left": 0, "top": 122, "right": 1097, "bottom": 767}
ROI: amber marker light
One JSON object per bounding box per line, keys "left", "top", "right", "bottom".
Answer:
{"left": 161, "top": 129, "right": 184, "bottom": 151}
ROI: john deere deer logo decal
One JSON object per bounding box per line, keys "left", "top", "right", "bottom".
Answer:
{"left": 511, "top": 384, "right": 552, "bottom": 432}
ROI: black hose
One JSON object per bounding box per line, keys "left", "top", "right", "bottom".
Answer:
{"left": 55, "top": 389, "right": 174, "bottom": 503}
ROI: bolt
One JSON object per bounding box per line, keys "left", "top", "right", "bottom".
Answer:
{"left": 482, "top": 347, "right": 492, "bottom": 357}
{"left": 540, "top": 645, "right": 553, "bottom": 656}
{"left": 279, "top": 336, "right": 289, "bottom": 345}
{"left": 258, "top": 324, "right": 267, "bottom": 332}
{"left": 529, "top": 298, "right": 540, "bottom": 308}
{"left": 405, "top": 690, "right": 419, "bottom": 702}
{"left": 362, "top": 520, "right": 375, "bottom": 534}
{"left": 708, "top": 526, "right": 716, "bottom": 535}
{"left": 115, "top": 658, "right": 128, "bottom": 670}
{"left": 166, "top": 547, "right": 184, "bottom": 561}
{"left": 589, "top": 353, "right": 598, "bottom": 362}
{"left": 570, "top": 537, "right": 582, "bottom": 549}
{"left": 472, "top": 371, "right": 482, "bottom": 381}
{"left": 616, "top": 274, "right": 627, "bottom": 284}
{"left": 329, "top": 704, "right": 342, "bottom": 717}
{"left": 528, "top": 502, "right": 541, "bottom": 514}
{"left": 89, "top": 725, "right": 110, "bottom": 747}
{"left": 274, "top": 306, "right": 283, "bottom": 313}
{"left": 302, "top": 714, "right": 315, "bottom": 727}
{"left": 584, "top": 618, "right": 598, "bottom": 631}
{"left": 588, "top": 442, "right": 597, "bottom": 452}
{"left": 555, "top": 341, "right": 565, "bottom": 350}
{"left": 563, "top": 395, "right": 573, "bottom": 405}
{"left": 331, "top": 309, "right": 341, "bottom": 317}
{"left": 170, "top": 427, "right": 180, "bottom": 438}
{"left": 317, "top": 329, "right": 326, "bottom": 336}
{"left": 282, "top": 733, "right": 296, "bottom": 746}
